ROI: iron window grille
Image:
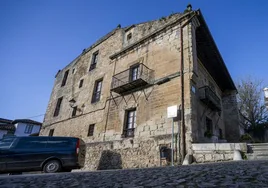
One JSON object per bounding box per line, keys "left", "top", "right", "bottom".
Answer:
{"left": 88, "top": 124, "right": 95, "bottom": 136}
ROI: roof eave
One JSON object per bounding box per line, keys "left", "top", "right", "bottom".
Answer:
{"left": 196, "top": 10, "right": 237, "bottom": 91}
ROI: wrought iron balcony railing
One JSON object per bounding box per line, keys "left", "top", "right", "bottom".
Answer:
{"left": 111, "top": 63, "right": 154, "bottom": 94}
{"left": 199, "top": 86, "right": 221, "bottom": 111}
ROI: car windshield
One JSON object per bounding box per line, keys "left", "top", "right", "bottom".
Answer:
{"left": 0, "top": 137, "right": 16, "bottom": 148}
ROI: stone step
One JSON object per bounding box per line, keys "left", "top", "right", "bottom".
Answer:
{"left": 250, "top": 148, "right": 268, "bottom": 152}
{"left": 247, "top": 143, "right": 268, "bottom": 160}
{"left": 248, "top": 144, "right": 268, "bottom": 147}
{"left": 248, "top": 143, "right": 268, "bottom": 146}
{"left": 248, "top": 145, "right": 268, "bottom": 148}
{"left": 246, "top": 153, "right": 268, "bottom": 160}
{"left": 249, "top": 146, "right": 268, "bottom": 150}
{"left": 249, "top": 144, "right": 268, "bottom": 148}
{"left": 247, "top": 143, "right": 268, "bottom": 153}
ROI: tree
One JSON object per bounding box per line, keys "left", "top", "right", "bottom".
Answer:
{"left": 237, "top": 77, "right": 268, "bottom": 131}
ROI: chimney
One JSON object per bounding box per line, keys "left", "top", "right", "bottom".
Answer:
{"left": 187, "top": 4, "right": 192, "bottom": 11}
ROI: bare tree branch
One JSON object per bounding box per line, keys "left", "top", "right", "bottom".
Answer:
{"left": 237, "top": 77, "right": 268, "bottom": 130}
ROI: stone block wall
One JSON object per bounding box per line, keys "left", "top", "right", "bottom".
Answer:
{"left": 192, "top": 60, "right": 225, "bottom": 143}
{"left": 222, "top": 91, "right": 241, "bottom": 142}
{"left": 192, "top": 143, "right": 247, "bottom": 163}
{"left": 81, "top": 135, "right": 176, "bottom": 171}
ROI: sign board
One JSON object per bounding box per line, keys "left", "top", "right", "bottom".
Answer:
{"left": 167, "top": 105, "right": 177, "bottom": 118}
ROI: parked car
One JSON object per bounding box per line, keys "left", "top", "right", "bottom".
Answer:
{"left": 0, "top": 136, "right": 85, "bottom": 174}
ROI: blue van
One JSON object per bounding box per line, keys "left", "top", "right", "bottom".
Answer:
{"left": 0, "top": 136, "right": 84, "bottom": 174}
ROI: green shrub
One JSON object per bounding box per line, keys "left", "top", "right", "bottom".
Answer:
{"left": 239, "top": 134, "right": 254, "bottom": 143}
{"left": 241, "top": 151, "right": 248, "bottom": 160}
{"left": 204, "top": 131, "right": 213, "bottom": 138}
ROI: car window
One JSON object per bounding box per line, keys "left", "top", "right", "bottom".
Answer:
{"left": 0, "top": 137, "right": 16, "bottom": 148}
{"left": 46, "top": 137, "right": 75, "bottom": 148}
{"left": 15, "top": 137, "right": 47, "bottom": 149}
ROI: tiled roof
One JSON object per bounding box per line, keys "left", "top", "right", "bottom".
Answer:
{"left": 12, "top": 119, "right": 42, "bottom": 126}
{"left": 0, "top": 124, "right": 16, "bottom": 131}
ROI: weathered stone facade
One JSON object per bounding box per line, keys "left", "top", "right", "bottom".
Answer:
{"left": 41, "top": 7, "right": 240, "bottom": 170}
{"left": 192, "top": 143, "right": 247, "bottom": 163}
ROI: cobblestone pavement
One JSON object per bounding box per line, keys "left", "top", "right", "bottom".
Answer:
{"left": 1, "top": 160, "right": 268, "bottom": 188}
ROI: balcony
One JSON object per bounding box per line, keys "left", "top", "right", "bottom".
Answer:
{"left": 111, "top": 63, "right": 154, "bottom": 94}
{"left": 199, "top": 86, "right": 221, "bottom": 111}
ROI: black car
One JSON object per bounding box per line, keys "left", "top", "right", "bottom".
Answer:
{"left": 0, "top": 136, "right": 85, "bottom": 174}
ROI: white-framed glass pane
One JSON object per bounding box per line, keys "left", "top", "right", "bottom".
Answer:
{"left": 94, "top": 53, "right": 98, "bottom": 64}
{"left": 97, "top": 81, "right": 102, "bottom": 92}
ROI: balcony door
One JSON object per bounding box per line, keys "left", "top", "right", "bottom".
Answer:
{"left": 129, "top": 64, "right": 140, "bottom": 82}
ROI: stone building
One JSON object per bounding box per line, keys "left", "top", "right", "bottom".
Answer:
{"left": 0, "top": 118, "right": 42, "bottom": 138}
{"left": 41, "top": 6, "right": 240, "bottom": 170}
{"left": 264, "top": 88, "right": 268, "bottom": 109}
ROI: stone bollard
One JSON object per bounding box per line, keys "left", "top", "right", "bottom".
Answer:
{"left": 233, "top": 150, "right": 243, "bottom": 161}
{"left": 182, "top": 154, "right": 193, "bottom": 165}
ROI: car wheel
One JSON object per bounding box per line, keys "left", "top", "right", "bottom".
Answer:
{"left": 43, "top": 160, "right": 61, "bottom": 173}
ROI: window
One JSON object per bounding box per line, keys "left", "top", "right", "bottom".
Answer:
{"left": 206, "top": 117, "right": 213, "bottom": 132}
{"left": 61, "top": 70, "right": 69, "bottom": 87}
{"left": 72, "top": 106, "right": 77, "bottom": 117}
{"left": 0, "top": 137, "right": 16, "bottom": 148}
{"left": 72, "top": 68, "right": 75, "bottom": 74}
{"left": 130, "top": 64, "right": 140, "bottom": 81}
{"left": 92, "top": 79, "right": 103, "bottom": 103}
{"left": 219, "top": 128, "right": 223, "bottom": 139}
{"left": 15, "top": 137, "right": 47, "bottom": 149}
{"left": 89, "top": 51, "right": 99, "bottom": 71}
{"left": 49, "top": 129, "right": 54, "bottom": 136}
{"left": 123, "top": 109, "right": 136, "bottom": 137}
{"left": 54, "top": 97, "right": 63, "bottom": 117}
{"left": 127, "top": 33, "right": 132, "bottom": 41}
{"left": 79, "top": 79, "right": 84, "bottom": 88}
{"left": 46, "top": 137, "right": 74, "bottom": 148}
{"left": 88, "top": 124, "right": 95, "bottom": 136}
{"left": 204, "top": 117, "right": 213, "bottom": 138}
{"left": 191, "top": 85, "right": 196, "bottom": 94}
{"left": 209, "top": 81, "right": 215, "bottom": 92}
{"left": 24, "top": 124, "right": 33, "bottom": 134}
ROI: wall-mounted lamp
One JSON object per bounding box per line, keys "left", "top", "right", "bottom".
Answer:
{"left": 69, "top": 99, "right": 76, "bottom": 108}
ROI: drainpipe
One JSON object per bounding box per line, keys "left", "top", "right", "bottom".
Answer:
{"left": 180, "top": 11, "right": 198, "bottom": 162}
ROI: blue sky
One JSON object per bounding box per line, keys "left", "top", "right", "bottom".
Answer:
{"left": 0, "top": 0, "right": 268, "bottom": 122}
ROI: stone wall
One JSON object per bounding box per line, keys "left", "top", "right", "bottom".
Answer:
{"left": 192, "top": 143, "right": 247, "bottom": 163}
{"left": 222, "top": 91, "right": 241, "bottom": 142}
{"left": 81, "top": 135, "right": 176, "bottom": 171}
{"left": 192, "top": 60, "right": 225, "bottom": 143}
